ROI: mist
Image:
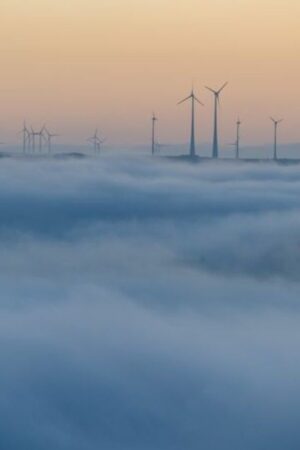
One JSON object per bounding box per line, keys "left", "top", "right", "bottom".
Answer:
{"left": 1, "top": 154, "right": 300, "bottom": 449}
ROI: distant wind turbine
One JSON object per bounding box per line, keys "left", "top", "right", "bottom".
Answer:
{"left": 30, "top": 127, "right": 40, "bottom": 152}
{"left": 87, "top": 129, "right": 99, "bottom": 152}
{"left": 178, "top": 88, "right": 204, "bottom": 158}
{"left": 88, "top": 129, "right": 106, "bottom": 153}
{"left": 151, "top": 113, "right": 158, "bottom": 156}
{"left": 270, "top": 117, "right": 283, "bottom": 161}
{"left": 44, "top": 127, "right": 59, "bottom": 152}
{"left": 20, "top": 121, "right": 30, "bottom": 153}
{"left": 205, "top": 82, "right": 228, "bottom": 159}
{"left": 38, "top": 126, "right": 46, "bottom": 152}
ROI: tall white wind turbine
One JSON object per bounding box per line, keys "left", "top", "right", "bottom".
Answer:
{"left": 205, "top": 82, "right": 228, "bottom": 159}
{"left": 178, "top": 88, "right": 204, "bottom": 158}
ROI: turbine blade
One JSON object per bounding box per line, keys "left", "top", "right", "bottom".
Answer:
{"left": 205, "top": 86, "right": 216, "bottom": 94}
{"left": 217, "top": 82, "right": 228, "bottom": 94}
{"left": 194, "top": 96, "right": 204, "bottom": 106}
{"left": 177, "top": 95, "right": 192, "bottom": 105}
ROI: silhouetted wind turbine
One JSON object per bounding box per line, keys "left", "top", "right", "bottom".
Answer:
{"left": 44, "top": 127, "right": 59, "bottom": 152}
{"left": 270, "top": 117, "right": 283, "bottom": 160}
{"left": 30, "top": 127, "right": 40, "bottom": 152}
{"left": 205, "top": 82, "right": 228, "bottom": 159}
{"left": 19, "top": 121, "right": 30, "bottom": 153}
{"left": 88, "top": 129, "right": 99, "bottom": 152}
{"left": 151, "top": 113, "right": 158, "bottom": 156}
{"left": 38, "top": 126, "right": 46, "bottom": 152}
{"left": 178, "top": 88, "right": 204, "bottom": 158}
{"left": 88, "top": 129, "right": 106, "bottom": 153}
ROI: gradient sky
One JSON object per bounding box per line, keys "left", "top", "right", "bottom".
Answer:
{"left": 0, "top": 0, "right": 299, "bottom": 146}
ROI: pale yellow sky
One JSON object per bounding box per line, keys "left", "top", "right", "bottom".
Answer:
{"left": 0, "top": 0, "right": 299, "bottom": 145}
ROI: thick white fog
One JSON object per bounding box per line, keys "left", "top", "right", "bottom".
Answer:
{"left": 1, "top": 154, "right": 300, "bottom": 449}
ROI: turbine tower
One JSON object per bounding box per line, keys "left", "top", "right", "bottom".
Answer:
{"left": 88, "top": 129, "right": 99, "bottom": 152}
{"left": 205, "top": 82, "right": 228, "bottom": 159}
{"left": 151, "top": 113, "right": 158, "bottom": 156}
{"left": 30, "top": 127, "right": 40, "bottom": 152}
{"left": 235, "top": 118, "right": 241, "bottom": 159}
{"left": 270, "top": 117, "right": 283, "bottom": 161}
{"left": 20, "top": 121, "right": 30, "bottom": 153}
{"left": 97, "top": 138, "right": 106, "bottom": 153}
{"left": 38, "top": 126, "right": 46, "bottom": 152}
{"left": 178, "top": 88, "right": 204, "bottom": 159}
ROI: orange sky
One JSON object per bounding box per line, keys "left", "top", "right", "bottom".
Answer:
{"left": 0, "top": 0, "right": 299, "bottom": 146}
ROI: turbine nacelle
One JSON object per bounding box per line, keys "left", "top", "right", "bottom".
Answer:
{"left": 178, "top": 90, "right": 204, "bottom": 106}
{"left": 205, "top": 82, "right": 228, "bottom": 105}
{"left": 270, "top": 117, "right": 283, "bottom": 126}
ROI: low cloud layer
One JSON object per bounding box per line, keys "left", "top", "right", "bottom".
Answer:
{"left": 1, "top": 155, "right": 300, "bottom": 449}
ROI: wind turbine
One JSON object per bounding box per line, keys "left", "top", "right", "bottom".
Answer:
{"left": 88, "top": 129, "right": 106, "bottom": 153}
{"left": 88, "top": 129, "right": 99, "bottom": 152}
{"left": 38, "top": 126, "right": 46, "bottom": 152}
{"left": 178, "top": 88, "right": 204, "bottom": 158}
{"left": 44, "top": 127, "right": 59, "bottom": 152}
{"left": 20, "top": 121, "right": 30, "bottom": 153}
{"left": 30, "top": 127, "right": 40, "bottom": 152}
{"left": 205, "top": 82, "right": 228, "bottom": 159}
{"left": 151, "top": 113, "right": 158, "bottom": 156}
{"left": 270, "top": 117, "right": 283, "bottom": 161}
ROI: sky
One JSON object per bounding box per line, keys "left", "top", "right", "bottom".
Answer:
{"left": 0, "top": 0, "right": 299, "bottom": 146}
{"left": 1, "top": 154, "right": 300, "bottom": 448}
